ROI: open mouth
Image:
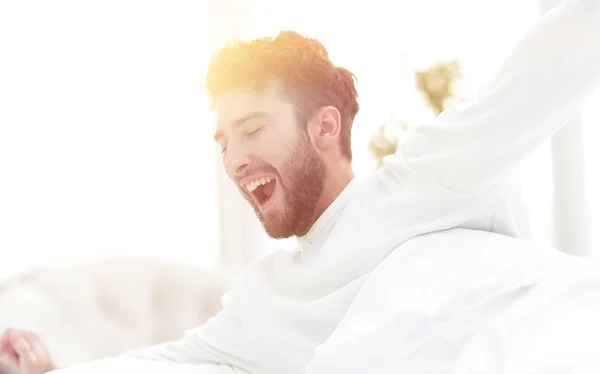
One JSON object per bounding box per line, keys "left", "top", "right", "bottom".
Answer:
{"left": 244, "top": 176, "right": 277, "bottom": 207}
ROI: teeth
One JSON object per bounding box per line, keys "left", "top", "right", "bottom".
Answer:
{"left": 244, "top": 176, "right": 274, "bottom": 192}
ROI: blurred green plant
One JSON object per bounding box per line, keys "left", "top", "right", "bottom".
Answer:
{"left": 368, "top": 59, "right": 462, "bottom": 167}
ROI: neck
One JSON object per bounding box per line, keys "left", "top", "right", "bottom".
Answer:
{"left": 321, "top": 165, "right": 354, "bottom": 213}
{"left": 299, "top": 163, "right": 354, "bottom": 237}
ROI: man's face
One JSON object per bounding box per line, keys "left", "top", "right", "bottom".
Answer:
{"left": 214, "top": 87, "right": 326, "bottom": 238}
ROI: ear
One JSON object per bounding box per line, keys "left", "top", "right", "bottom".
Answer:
{"left": 307, "top": 106, "right": 342, "bottom": 153}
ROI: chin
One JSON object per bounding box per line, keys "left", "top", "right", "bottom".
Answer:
{"left": 264, "top": 230, "right": 294, "bottom": 240}
{"left": 261, "top": 219, "right": 295, "bottom": 239}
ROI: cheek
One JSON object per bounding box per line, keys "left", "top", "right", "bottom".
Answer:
{"left": 254, "top": 129, "right": 299, "bottom": 173}
{"left": 264, "top": 153, "right": 287, "bottom": 176}
{"left": 257, "top": 143, "right": 290, "bottom": 168}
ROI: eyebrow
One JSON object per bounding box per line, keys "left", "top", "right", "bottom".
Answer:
{"left": 213, "top": 111, "right": 272, "bottom": 142}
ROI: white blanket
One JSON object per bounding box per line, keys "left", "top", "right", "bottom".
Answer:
{"left": 307, "top": 229, "right": 600, "bottom": 373}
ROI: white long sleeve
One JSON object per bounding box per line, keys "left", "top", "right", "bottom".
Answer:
{"left": 400, "top": 0, "right": 600, "bottom": 194}
{"left": 50, "top": 360, "right": 243, "bottom": 374}
{"left": 47, "top": 244, "right": 360, "bottom": 374}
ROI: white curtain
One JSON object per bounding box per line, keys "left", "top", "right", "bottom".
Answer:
{"left": 582, "top": 91, "right": 600, "bottom": 259}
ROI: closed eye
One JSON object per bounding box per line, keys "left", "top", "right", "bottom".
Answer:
{"left": 247, "top": 127, "right": 262, "bottom": 136}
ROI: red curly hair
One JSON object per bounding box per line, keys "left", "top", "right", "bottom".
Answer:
{"left": 205, "top": 31, "right": 359, "bottom": 161}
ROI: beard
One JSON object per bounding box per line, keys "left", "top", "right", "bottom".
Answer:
{"left": 248, "top": 134, "right": 326, "bottom": 239}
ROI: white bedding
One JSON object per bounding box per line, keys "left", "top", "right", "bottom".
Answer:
{"left": 307, "top": 229, "right": 600, "bottom": 373}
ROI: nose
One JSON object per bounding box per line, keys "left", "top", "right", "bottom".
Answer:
{"left": 223, "top": 144, "right": 251, "bottom": 182}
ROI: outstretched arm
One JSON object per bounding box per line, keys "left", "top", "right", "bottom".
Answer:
{"left": 49, "top": 360, "right": 243, "bottom": 374}
{"left": 396, "top": 0, "right": 600, "bottom": 194}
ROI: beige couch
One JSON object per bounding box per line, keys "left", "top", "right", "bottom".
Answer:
{"left": 0, "top": 259, "right": 231, "bottom": 372}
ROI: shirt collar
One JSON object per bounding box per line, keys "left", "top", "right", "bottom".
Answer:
{"left": 296, "top": 176, "right": 360, "bottom": 249}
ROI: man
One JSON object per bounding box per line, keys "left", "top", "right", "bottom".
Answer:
{"left": 2, "top": 0, "right": 600, "bottom": 372}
